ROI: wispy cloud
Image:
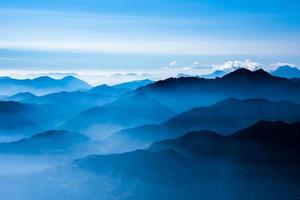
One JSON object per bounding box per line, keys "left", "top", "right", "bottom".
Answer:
{"left": 0, "top": 8, "right": 300, "bottom": 56}
{"left": 212, "top": 59, "right": 262, "bottom": 72}
{"left": 270, "top": 62, "right": 299, "bottom": 69}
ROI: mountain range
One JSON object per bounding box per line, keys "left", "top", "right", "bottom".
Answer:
{"left": 89, "top": 79, "right": 153, "bottom": 96}
{"left": 0, "top": 130, "right": 89, "bottom": 155}
{"left": 0, "top": 76, "right": 91, "bottom": 96}
{"left": 1, "top": 68, "right": 300, "bottom": 200}
{"left": 64, "top": 93, "right": 176, "bottom": 137}
{"left": 150, "top": 120, "right": 300, "bottom": 163}
{"left": 63, "top": 120, "right": 300, "bottom": 200}
{"left": 136, "top": 68, "right": 300, "bottom": 112}
{"left": 106, "top": 98, "right": 300, "bottom": 152}
{"left": 198, "top": 65, "right": 300, "bottom": 79}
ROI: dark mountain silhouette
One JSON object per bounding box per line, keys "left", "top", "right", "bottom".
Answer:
{"left": 0, "top": 76, "right": 91, "bottom": 96}
{"left": 107, "top": 98, "right": 300, "bottom": 152}
{"left": 64, "top": 93, "right": 176, "bottom": 135}
{"left": 137, "top": 68, "right": 300, "bottom": 112}
{"left": 150, "top": 120, "right": 300, "bottom": 163}
{"left": 68, "top": 121, "right": 300, "bottom": 200}
{"left": 0, "top": 130, "right": 89, "bottom": 155}
{"left": 271, "top": 65, "right": 300, "bottom": 78}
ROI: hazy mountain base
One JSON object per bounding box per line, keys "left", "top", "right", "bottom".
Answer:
{"left": 0, "top": 150, "right": 299, "bottom": 200}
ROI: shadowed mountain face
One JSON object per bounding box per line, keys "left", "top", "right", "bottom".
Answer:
{"left": 107, "top": 98, "right": 300, "bottom": 152}
{"left": 271, "top": 65, "right": 300, "bottom": 78}
{"left": 64, "top": 93, "right": 176, "bottom": 136}
{"left": 0, "top": 130, "right": 89, "bottom": 155}
{"left": 0, "top": 101, "right": 39, "bottom": 137}
{"left": 0, "top": 76, "right": 91, "bottom": 96}
{"left": 137, "top": 68, "right": 300, "bottom": 112}
{"left": 150, "top": 120, "right": 300, "bottom": 163}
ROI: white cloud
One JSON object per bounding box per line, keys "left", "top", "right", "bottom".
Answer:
{"left": 181, "top": 67, "right": 191, "bottom": 71}
{"left": 169, "top": 61, "right": 178, "bottom": 67}
{"left": 212, "top": 59, "right": 261, "bottom": 72}
{"left": 194, "top": 61, "right": 201, "bottom": 66}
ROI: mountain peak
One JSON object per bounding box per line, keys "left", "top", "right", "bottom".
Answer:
{"left": 232, "top": 120, "right": 300, "bottom": 142}
{"left": 272, "top": 65, "right": 300, "bottom": 78}
{"left": 33, "top": 76, "right": 54, "bottom": 81}
{"left": 222, "top": 68, "right": 272, "bottom": 80}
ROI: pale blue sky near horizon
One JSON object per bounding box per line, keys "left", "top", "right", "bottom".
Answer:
{"left": 0, "top": 0, "right": 300, "bottom": 73}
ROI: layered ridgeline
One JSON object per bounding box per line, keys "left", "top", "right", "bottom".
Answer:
{"left": 7, "top": 91, "right": 116, "bottom": 126}
{"left": 6, "top": 121, "right": 299, "bottom": 200}
{"left": 0, "top": 130, "right": 90, "bottom": 155}
{"left": 60, "top": 69, "right": 300, "bottom": 139}
{"left": 149, "top": 120, "right": 300, "bottom": 162}
{"left": 0, "top": 79, "right": 154, "bottom": 140}
{"left": 137, "top": 68, "right": 300, "bottom": 112}
{"left": 106, "top": 98, "right": 300, "bottom": 152}
{"left": 90, "top": 79, "right": 153, "bottom": 96}
{"left": 63, "top": 93, "right": 176, "bottom": 138}
{"left": 198, "top": 65, "right": 300, "bottom": 79}
{"left": 0, "top": 76, "right": 91, "bottom": 96}
{"left": 0, "top": 100, "right": 91, "bottom": 138}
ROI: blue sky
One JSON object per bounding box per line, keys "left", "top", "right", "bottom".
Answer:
{"left": 0, "top": 0, "right": 300, "bottom": 80}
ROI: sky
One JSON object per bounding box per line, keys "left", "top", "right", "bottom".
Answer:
{"left": 0, "top": 0, "right": 300, "bottom": 84}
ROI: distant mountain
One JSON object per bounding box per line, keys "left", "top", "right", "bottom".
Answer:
{"left": 8, "top": 91, "right": 115, "bottom": 112}
{"left": 199, "top": 70, "right": 227, "bottom": 79}
{"left": 5, "top": 91, "right": 116, "bottom": 130}
{"left": 113, "top": 79, "right": 153, "bottom": 90}
{"left": 150, "top": 120, "right": 300, "bottom": 163}
{"left": 271, "top": 65, "right": 300, "bottom": 78}
{"left": 89, "top": 80, "right": 153, "bottom": 96}
{"left": 0, "top": 76, "right": 91, "bottom": 96}
{"left": 64, "top": 93, "right": 176, "bottom": 136}
{"left": 137, "top": 68, "right": 300, "bottom": 112}
{"left": 107, "top": 98, "right": 300, "bottom": 152}
{"left": 0, "top": 130, "right": 89, "bottom": 155}
{"left": 89, "top": 84, "right": 128, "bottom": 96}
{"left": 6, "top": 92, "right": 39, "bottom": 102}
